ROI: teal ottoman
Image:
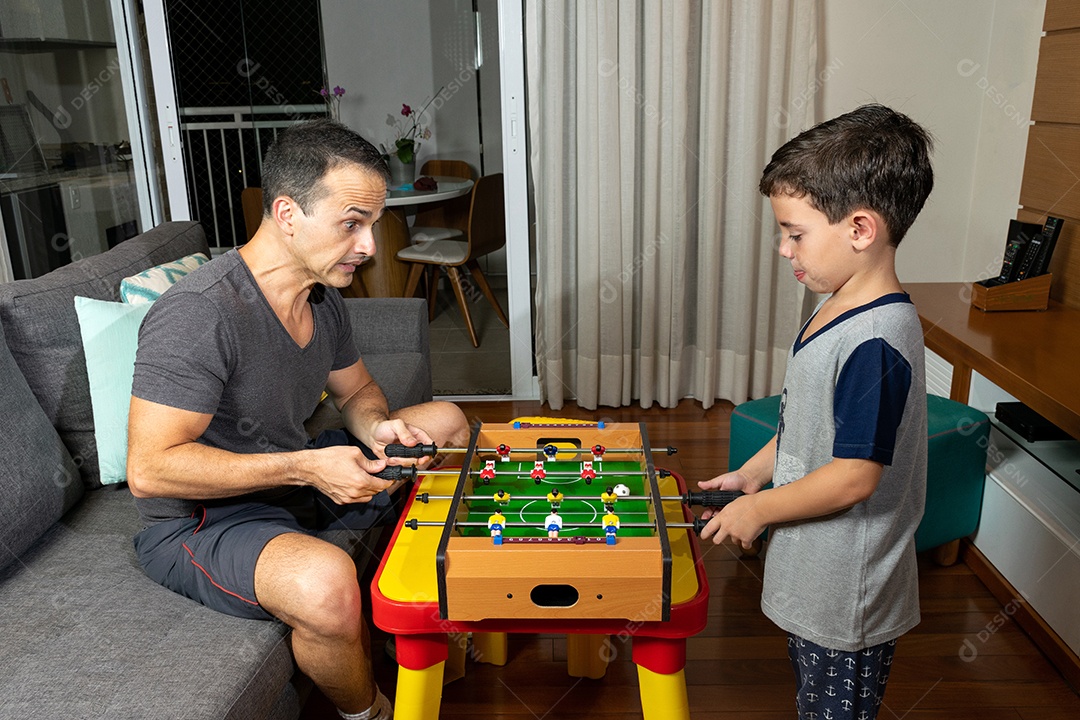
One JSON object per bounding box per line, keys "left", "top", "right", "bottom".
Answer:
{"left": 728, "top": 394, "right": 990, "bottom": 562}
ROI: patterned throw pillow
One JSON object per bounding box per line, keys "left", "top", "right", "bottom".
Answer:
{"left": 120, "top": 252, "right": 209, "bottom": 304}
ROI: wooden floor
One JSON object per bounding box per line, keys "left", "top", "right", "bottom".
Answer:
{"left": 301, "top": 398, "right": 1080, "bottom": 719}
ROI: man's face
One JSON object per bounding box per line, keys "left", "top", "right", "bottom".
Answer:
{"left": 292, "top": 164, "right": 386, "bottom": 288}
{"left": 770, "top": 193, "right": 858, "bottom": 295}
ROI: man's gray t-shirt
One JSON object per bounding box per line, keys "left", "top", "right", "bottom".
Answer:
{"left": 131, "top": 250, "right": 360, "bottom": 526}
{"left": 761, "top": 293, "right": 927, "bottom": 651}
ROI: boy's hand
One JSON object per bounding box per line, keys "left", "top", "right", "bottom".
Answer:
{"left": 698, "top": 470, "right": 766, "bottom": 550}
{"left": 698, "top": 470, "right": 759, "bottom": 520}
{"left": 699, "top": 494, "right": 766, "bottom": 550}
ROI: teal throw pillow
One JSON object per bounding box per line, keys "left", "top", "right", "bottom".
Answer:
{"left": 120, "top": 252, "right": 209, "bottom": 304}
{"left": 74, "top": 296, "right": 152, "bottom": 485}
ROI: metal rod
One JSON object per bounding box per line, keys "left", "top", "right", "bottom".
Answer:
{"left": 440, "top": 446, "right": 674, "bottom": 455}
{"left": 419, "top": 494, "right": 677, "bottom": 502}
{"left": 417, "top": 469, "right": 654, "bottom": 479}
{"left": 406, "top": 520, "right": 697, "bottom": 528}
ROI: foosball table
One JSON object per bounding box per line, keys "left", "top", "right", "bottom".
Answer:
{"left": 370, "top": 420, "right": 735, "bottom": 719}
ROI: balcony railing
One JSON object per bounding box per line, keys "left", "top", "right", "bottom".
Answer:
{"left": 179, "top": 105, "right": 328, "bottom": 249}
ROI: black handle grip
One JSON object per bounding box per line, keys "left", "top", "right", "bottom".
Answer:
{"left": 372, "top": 465, "right": 418, "bottom": 482}
{"left": 685, "top": 490, "right": 744, "bottom": 507}
{"left": 385, "top": 443, "right": 438, "bottom": 458}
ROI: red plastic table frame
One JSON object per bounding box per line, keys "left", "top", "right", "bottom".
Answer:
{"left": 370, "top": 469, "right": 709, "bottom": 720}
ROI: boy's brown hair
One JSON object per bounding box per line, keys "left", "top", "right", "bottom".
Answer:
{"left": 759, "top": 104, "right": 934, "bottom": 246}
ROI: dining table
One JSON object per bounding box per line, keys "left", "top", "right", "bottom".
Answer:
{"left": 349, "top": 176, "right": 474, "bottom": 298}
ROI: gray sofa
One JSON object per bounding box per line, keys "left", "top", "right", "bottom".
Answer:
{"left": 0, "top": 221, "right": 432, "bottom": 719}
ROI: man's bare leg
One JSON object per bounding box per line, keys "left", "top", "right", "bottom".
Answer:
{"left": 255, "top": 533, "right": 376, "bottom": 713}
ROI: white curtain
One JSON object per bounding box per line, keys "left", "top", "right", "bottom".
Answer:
{"left": 527, "top": 0, "right": 820, "bottom": 409}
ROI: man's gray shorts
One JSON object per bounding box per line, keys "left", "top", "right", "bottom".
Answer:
{"left": 132, "top": 430, "right": 396, "bottom": 620}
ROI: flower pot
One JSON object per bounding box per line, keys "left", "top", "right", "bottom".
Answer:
{"left": 388, "top": 156, "right": 415, "bottom": 187}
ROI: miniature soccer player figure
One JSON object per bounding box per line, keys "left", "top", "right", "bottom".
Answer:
{"left": 591, "top": 444, "right": 607, "bottom": 462}
{"left": 546, "top": 488, "right": 563, "bottom": 510}
{"left": 496, "top": 444, "right": 512, "bottom": 462}
{"left": 543, "top": 444, "right": 559, "bottom": 462}
{"left": 580, "top": 461, "right": 597, "bottom": 484}
{"left": 488, "top": 511, "right": 507, "bottom": 545}
{"left": 493, "top": 489, "right": 511, "bottom": 506}
{"left": 602, "top": 512, "right": 620, "bottom": 545}
{"left": 544, "top": 512, "right": 563, "bottom": 538}
{"left": 530, "top": 460, "right": 546, "bottom": 483}
{"left": 600, "top": 486, "right": 619, "bottom": 511}
{"left": 479, "top": 459, "right": 497, "bottom": 484}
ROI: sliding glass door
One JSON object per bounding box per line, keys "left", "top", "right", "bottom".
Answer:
{"left": 0, "top": 0, "right": 158, "bottom": 281}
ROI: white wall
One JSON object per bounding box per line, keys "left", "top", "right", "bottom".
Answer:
{"left": 819, "top": 0, "right": 1044, "bottom": 283}
{"left": 322, "top": 0, "right": 486, "bottom": 174}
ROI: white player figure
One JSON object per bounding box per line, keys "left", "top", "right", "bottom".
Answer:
{"left": 544, "top": 512, "right": 563, "bottom": 538}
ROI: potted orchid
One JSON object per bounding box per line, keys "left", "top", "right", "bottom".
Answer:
{"left": 381, "top": 88, "right": 443, "bottom": 185}
{"left": 318, "top": 85, "right": 345, "bottom": 122}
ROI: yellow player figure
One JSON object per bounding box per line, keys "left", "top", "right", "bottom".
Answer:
{"left": 600, "top": 486, "right": 619, "bottom": 510}
{"left": 602, "top": 512, "right": 620, "bottom": 545}
{"left": 488, "top": 511, "right": 507, "bottom": 545}
{"left": 493, "top": 489, "right": 511, "bottom": 506}
{"left": 546, "top": 488, "right": 563, "bottom": 509}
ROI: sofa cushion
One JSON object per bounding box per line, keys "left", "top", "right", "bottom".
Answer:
{"left": 120, "top": 251, "right": 210, "bottom": 304}
{"left": 75, "top": 297, "right": 153, "bottom": 485}
{"left": 0, "top": 222, "right": 210, "bottom": 487}
{"left": 0, "top": 488, "right": 298, "bottom": 720}
{"left": 0, "top": 321, "right": 83, "bottom": 575}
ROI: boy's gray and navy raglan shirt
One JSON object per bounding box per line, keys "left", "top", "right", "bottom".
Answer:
{"left": 762, "top": 292, "right": 927, "bottom": 652}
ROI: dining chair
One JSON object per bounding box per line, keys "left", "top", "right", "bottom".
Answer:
{"left": 413, "top": 159, "right": 476, "bottom": 234}
{"left": 396, "top": 173, "right": 509, "bottom": 348}
{"left": 240, "top": 187, "right": 263, "bottom": 242}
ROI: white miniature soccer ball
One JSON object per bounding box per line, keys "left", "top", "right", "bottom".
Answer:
{"left": 613, "top": 483, "right": 631, "bottom": 497}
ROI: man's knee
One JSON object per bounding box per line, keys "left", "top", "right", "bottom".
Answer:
{"left": 395, "top": 400, "right": 471, "bottom": 447}
{"left": 258, "top": 539, "right": 363, "bottom": 638}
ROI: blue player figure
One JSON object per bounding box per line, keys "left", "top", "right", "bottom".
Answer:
{"left": 544, "top": 512, "right": 563, "bottom": 538}
{"left": 543, "top": 444, "right": 559, "bottom": 462}
{"left": 602, "top": 512, "right": 620, "bottom": 545}
{"left": 488, "top": 511, "right": 507, "bottom": 545}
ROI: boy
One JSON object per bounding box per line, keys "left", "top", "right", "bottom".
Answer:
{"left": 699, "top": 104, "right": 933, "bottom": 719}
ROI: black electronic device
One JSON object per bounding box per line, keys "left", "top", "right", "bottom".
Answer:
{"left": 996, "top": 219, "right": 1041, "bottom": 284}
{"left": 995, "top": 402, "right": 1072, "bottom": 443}
{"left": 1015, "top": 216, "right": 1064, "bottom": 281}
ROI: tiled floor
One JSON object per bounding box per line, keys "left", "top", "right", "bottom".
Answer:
{"left": 428, "top": 276, "right": 513, "bottom": 396}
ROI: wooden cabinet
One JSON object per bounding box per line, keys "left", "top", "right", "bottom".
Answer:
{"left": 908, "top": 282, "right": 1080, "bottom": 687}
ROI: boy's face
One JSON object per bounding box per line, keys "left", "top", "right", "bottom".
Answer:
{"left": 770, "top": 193, "right": 860, "bottom": 295}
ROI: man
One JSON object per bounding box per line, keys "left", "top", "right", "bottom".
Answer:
{"left": 128, "top": 120, "right": 469, "bottom": 720}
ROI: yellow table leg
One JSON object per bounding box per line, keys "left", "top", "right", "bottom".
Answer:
{"left": 472, "top": 632, "right": 508, "bottom": 665}
{"left": 567, "top": 634, "right": 611, "bottom": 679}
{"left": 637, "top": 665, "right": 690, "bottom": 720}
{"left": 444, "top": 633, "right": 468, "bottom": 684}
{"left": 394, "top": 660, "right": 445, "bottom": 720}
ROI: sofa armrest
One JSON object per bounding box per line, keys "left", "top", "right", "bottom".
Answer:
{"left": 343, "top": 297, "right": 429, "bottom": 356}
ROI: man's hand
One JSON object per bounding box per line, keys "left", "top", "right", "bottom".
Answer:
{"left": 367, "top": 419, "right": 437, "bottom": 468}
{"left": 698, "top": 470, "right": 766, "bottom": 550}
{"left": 307, "top": 444, "right": 395, "bottom": 505}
